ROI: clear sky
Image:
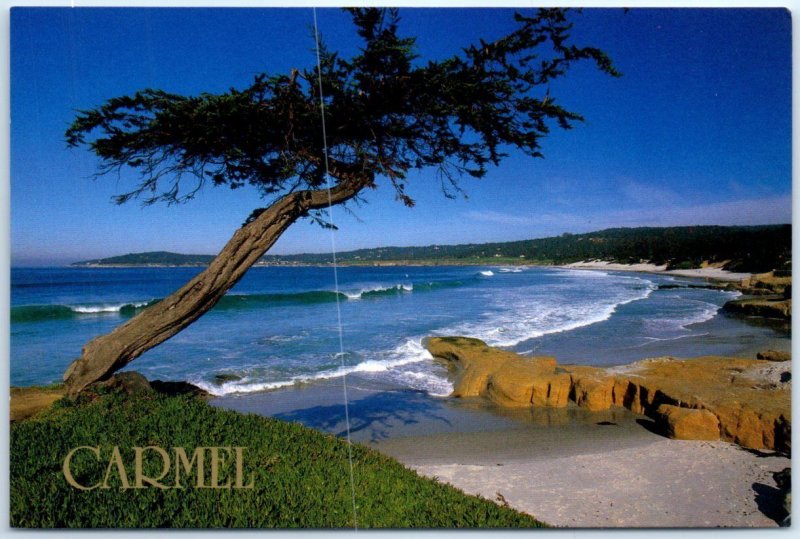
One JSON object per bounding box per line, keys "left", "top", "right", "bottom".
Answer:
{"left": 10, "top": 7, "right": 792, "bottom": 266}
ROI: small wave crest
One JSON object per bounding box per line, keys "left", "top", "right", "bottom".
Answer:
{"left": 12, "top": 278, "right": 474, "bottom": 325}
{"left": 343, "top": 283, "right": 413, "bottom": 300}
{"left": 479, "top": 270, "right": 494, "bottom": 277}
{"left": 192, "top": 378, "right": 296, "bottom": 396}
{"left": 11, "top": 300, "right": 157, "bottom": 323}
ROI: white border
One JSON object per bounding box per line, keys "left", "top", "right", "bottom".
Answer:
{"left": 1, "top": 1, "right": 797, "bottom": 538}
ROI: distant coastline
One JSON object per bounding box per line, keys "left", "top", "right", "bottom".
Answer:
{"left": 68, "top": 259, "right": 755, "bottom": 283}
{"left": 72, "top": 258, "right": 541, "bottom": 269}
{"left": 69, "top": 224, "right": 791, "bottom": 274}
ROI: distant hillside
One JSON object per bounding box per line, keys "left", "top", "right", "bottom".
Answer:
{"left": 73, "top": 251, "right": 215, "bottom": 267}
{"left": 73, "top": 225, "right": 791, "bottom": 273}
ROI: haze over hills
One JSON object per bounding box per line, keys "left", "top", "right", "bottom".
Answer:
{"left": 74, "top": 251, "right": 216, "bottom": 267}
{"left": 72, "top": 224, "right": 791, "bottom": 274}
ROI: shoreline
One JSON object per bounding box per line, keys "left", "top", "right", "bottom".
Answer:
{"left": 210, "top": 373, "right": 790, "bottom": 528}
{"left": 377, "top": 426, "right": 789, "bottom": 527}
{"left": 560, "top": 260, "right": 752, "bottom": 282}
{"left": 63, "top": 260, "right": 754, "bottom": 279}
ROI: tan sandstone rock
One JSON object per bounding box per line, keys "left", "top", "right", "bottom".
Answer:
{"left": 486, "top": 357, "right": 567, "bottom": 408}
{"left": 570, "top": 370, "right": 616, "bottom": 412}
{"left": 425, "top": 337, "right": 791, "bottom": 451}
{"left": 757, "top": 350, "right": 791, "bottom": 362}
{"left": 656, "top": 404, "right": 720, "bottom": 441}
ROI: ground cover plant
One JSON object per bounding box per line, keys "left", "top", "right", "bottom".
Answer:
{"left": 11, "top": 390, "right": 546, "bottom": 528}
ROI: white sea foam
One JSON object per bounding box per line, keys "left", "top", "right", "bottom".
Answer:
{"left": 343, "top": 283, "right": 413, "bottom": 300}
{"left": 390, "top": 369, "right": 453, "bottom": 397}
{"left": 70, "top": 301, "right": 149, "bottom": 313}
{"left": 304, "top": 339, "right": 433, "bottom": 379}
{"left": 350, "top": 339, "right": 454, "bottom": 396}
{"left": 643, "top": 300, "right": 722, "bottom": 334}
{"left": 190, "top": 272, "right": 668, "bottom": 397}
{"left": 439, "top": 277, "right": 656, "bottom": 348}
{"left": 479, "top": 270, "right": 494, "bottom": 277}
{"left": 196, "top": 338, "right": 445, "bottom": 396}
{"left": 498, "top": 267, "right": 523, "bottom": 273}
{"left": 191, "top": 377, "right": 296, "bottom": 397}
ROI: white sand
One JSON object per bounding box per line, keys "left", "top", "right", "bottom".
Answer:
{"left": 372, "top": 404, "right": 791, "bottom": 528}
{"left": 409, "top": 439, "right": 789, "bottom": 528}
{"left": 563, "top": 260, "right": 751, "bottom": 282}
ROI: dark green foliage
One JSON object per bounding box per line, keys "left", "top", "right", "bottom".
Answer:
{"left": 11, "top": 393, "right": 545, "bottom": 528}
{"left": 75, "top": 225, "right": 791, "bottom": 273}
{"left": 65, "top": 8, "right": 617, "bottom": 209}
{"left": 265, "top": 225, "right": 791, "bottom": 273}
{"left": 74, "top": 251, "right": 214, "bottom": 266}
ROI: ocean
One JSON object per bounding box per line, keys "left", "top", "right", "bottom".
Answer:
{"left": 9, "top": 265, "right": 786, "bottom": 395}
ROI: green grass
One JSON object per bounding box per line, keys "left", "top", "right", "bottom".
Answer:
{"left": 11, "top": 391, "right": 547, "bottom": 528}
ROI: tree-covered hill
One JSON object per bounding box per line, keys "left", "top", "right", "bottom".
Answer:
{"left": 262, "top": 225, "right": 791, "bottom": 272}
{"left": 73, "top": 224, "right": 791, "bottom": 273}
{"left": 74, "top": 251, "right": 215, "bottom": 266}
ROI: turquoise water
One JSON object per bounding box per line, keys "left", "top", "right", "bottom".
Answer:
{"left": 10, "top": 265, "right": 774, "bottom": 393}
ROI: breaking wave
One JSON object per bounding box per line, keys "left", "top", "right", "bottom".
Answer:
{"left": 12, "top": 278, "right": 476, "bottom": 324}
{"left": 10, "top": 301, "right": 157, "bottom": 323}
{"left": 192, "top": 338, "right": 452, "bottom": 397}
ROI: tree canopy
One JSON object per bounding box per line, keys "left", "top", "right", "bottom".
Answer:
{"left": 66, "top": 8, "right": 618, "bottom": 214}
{"left": 61, "top": 7, "right": 620, "bottom": 395}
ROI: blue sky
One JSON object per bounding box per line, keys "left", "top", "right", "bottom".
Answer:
{"left": 10, "top": 7, "right": 792, "bottom": 266}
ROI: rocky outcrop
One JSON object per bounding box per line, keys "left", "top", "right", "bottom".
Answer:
{"left": 94, "top": 371, "right": 154, "bottom": 395}
{"left": 737, "top": 272, "right": 792, "bottom": 296}
{"left": 723, "top": 296, "right": 791, "bottom": 319}
{"left": 92, "top": 372, "right": 210, "bottom": 397}
{"left": 655, "top": 404, "right": 720, "bottom": 441}
{"left": 758, "top": 350, "right": 791, "bottom": 362}
{"left": 723, "top": 271, "right": 792, "bottom": 320}
{"left": 774, "top": 468, "right": 792, "bottom": 527}
{"left": 425, "top": 337, "right": 791, "bottom": 451}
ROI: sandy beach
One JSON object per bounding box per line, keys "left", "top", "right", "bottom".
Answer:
{"left": 382, "top": 432, "right": 789, "bottom": 528}
{"left": 562, "top": 260, "right": 752, "bottom": 282}
{"left": 213, "top": 374, "right": 790, "bottom": 528}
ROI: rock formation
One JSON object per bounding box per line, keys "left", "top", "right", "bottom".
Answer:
{"left": 723, "top": 296, "right": 791, "bottom": 319}
{"left": 425, "top": 337, "right": 791, "bottom": 452}
{"left": 758, "top": 350, "right": 791, "bottom": 362}
{"left": 737, "top": 271, "right": 792, "bottom": 296}
{"left": 723, "top": 271, "right": 792, "bottom": 320}
{"left": 655, "top": 404, "right": 720, "bottom": 441}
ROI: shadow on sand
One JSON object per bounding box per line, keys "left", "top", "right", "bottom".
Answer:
{"left": 752, "top": 482, "right": 788, "bottom": 525}
{"left": 274, "top": 389, "right": 453, "bottom": 442}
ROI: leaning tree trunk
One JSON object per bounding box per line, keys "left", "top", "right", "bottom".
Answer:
{"left": 63, "top": 179, "right": 367, "bottom": 396}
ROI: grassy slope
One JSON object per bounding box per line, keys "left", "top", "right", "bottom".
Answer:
{"left": 10, "top": 391, "right": 545, "bottom": 528}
